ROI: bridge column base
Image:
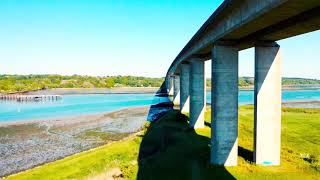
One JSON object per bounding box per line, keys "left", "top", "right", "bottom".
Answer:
{"left": 180, "top": 63, "right": 190, "bottom": 113}
{"left": 189, "top": 59, "right": 206, "bottom": 129}
{"left": 173, "top": 75, "right": 180, "bottom": 105}
{"left": 254, "top": 42, "right": 281, "bottom": 166}
{"left": 211, "top": 43, "right": 239, "bottom": 166}
{"left": 168, "top": 76, "right": 174, "bottom": 96}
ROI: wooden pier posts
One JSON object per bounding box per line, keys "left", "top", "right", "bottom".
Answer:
{"left": 0, "top": 95, "right": 62, "bottom": 102}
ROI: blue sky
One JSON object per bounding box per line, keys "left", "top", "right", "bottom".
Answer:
{"left": 0, "top": 0, "right": 319, "bottom": 79}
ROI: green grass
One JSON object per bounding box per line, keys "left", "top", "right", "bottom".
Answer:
{"left": 5, "top": 106, "right": 320, "bottom": 180}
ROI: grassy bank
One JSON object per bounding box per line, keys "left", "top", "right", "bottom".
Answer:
{"left": 5, "top": 106, "right": 320, "bottom": 180}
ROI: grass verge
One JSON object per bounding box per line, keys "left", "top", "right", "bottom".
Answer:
{"left": 5, "top": 106, "right": 320, "bottom": 180}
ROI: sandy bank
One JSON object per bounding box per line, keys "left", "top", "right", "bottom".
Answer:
{"left": 282, "top": 100, "right": 320, "bottom": 108}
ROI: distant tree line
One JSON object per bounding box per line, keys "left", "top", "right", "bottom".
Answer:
{"left": 0, "top": 75, "right": 319, "bottom": 93}
{"left": 0, "top": 75, "right": 164, "bottom": 93}
{"left": 206, "top": 77, "right": 320, "bottom": 87}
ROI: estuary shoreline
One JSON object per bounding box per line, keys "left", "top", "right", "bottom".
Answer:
{"left": 0, "top": 106, "right": 151, "bottom": 177}
{"left": 0, "top": 96, "right": 319, "bottom": 177}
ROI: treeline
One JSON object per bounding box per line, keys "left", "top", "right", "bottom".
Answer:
{"left": 282, "top": 78, "right": 320, "bottom": 85}
{"left": 0, "top": 75, "right": 164, "bottom": 93}
{"left": 207, "top": 77, "right": 320, "bottom": 87}
{"left": 0, "top": 75, "right": 319, "bottom": 94}
{"left": 206, "top": 77, "right": 254, "bottom": 87}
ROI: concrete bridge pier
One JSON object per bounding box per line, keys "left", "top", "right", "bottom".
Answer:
{"left": 180, "top": 63, "right": 190, "bottom": 113}
{"left": 168, "top": 76, "right": 174, "bottom": 96}
{"left": 254, "top": 42, "right": 282, "bottom": 166}
{"left": 211, "top": 42, "right": 239, "bottom": 166}
{"left": 173, "top": 75, "right": 180, "bottom": 105}
{"left": 189, "top": 58, "right": 206, "bottom": 129}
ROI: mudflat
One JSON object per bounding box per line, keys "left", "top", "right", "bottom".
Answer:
{"left": 0, "top": 106, "right": 150, "bottom": 177}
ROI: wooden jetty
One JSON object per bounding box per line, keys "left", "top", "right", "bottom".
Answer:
{"left": 0, "top": 95, "right": 62, "bottom": 102}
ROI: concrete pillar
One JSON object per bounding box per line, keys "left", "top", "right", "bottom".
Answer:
{"left": 189, "top": 59, "right": 206, "bottom": 129}
{"left": 180, "top": 63, "right": 190, "bottom": 113}
{"left": 254, "top": 42, "right": 282, "bottom": 166}
{"left": 168, "top": 76, "right": 174, "bottom": 96}
{"left": 173, "top": 75, "right": 180, "bottom": 105}
{"left": 211, "top": 42, "right": 239, "bottom": 166}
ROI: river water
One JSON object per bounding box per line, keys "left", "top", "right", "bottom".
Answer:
{"left": 0, "top": 89, "right": 319, "bottom": 122}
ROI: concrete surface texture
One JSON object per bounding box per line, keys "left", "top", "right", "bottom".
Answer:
{"left": 173, "top": 75, "right": 180, "bottom": 105}
{"left": 211, "top": 43, "right": 239, "bottom": 166}
{"left": 189, "top": 59, "right": 206, "bottom": 129}
{"left": 168, "top": 76, "right": 174, "bottom": 96}
{"left": 180, "top": 64, "right": 190, "bottom": 113}
{"left": 254, "top": 42, "right": 282, "bottom": 166}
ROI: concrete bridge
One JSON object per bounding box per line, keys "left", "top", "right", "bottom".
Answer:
{"left": 165, "top": 0, "right": 320, "bottom": 166}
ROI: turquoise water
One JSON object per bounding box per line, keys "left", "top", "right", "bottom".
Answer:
{"left": 0, "top": 94, "right": 169, "bottom": 122}
{"left": 0, "top": 90, "right": 319, "bottom": 122}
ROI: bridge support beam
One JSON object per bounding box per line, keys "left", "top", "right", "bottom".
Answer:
{"left": 189, "top": 59, "right": 206, "bottom": 129}
{"left": 168, "top": 76, "right": 174, "bottom": 96}
{"left": 254, "top": 42, "right": 282, "bottom": 166}
{"left": 180, "top": 63, "right": 190, "bottom": 113}
{"left": 173, "top": 75, "right": 180, "bottom": 105}
{"left": 211, "top": 43, "right": 239, "bottom": 166}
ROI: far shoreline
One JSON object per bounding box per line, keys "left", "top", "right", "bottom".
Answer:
{"left": 1, "top": 84, "right": 320, "bottom": 95}
{"left": 24, "top": 87, "right": 160, "bottom": 95}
